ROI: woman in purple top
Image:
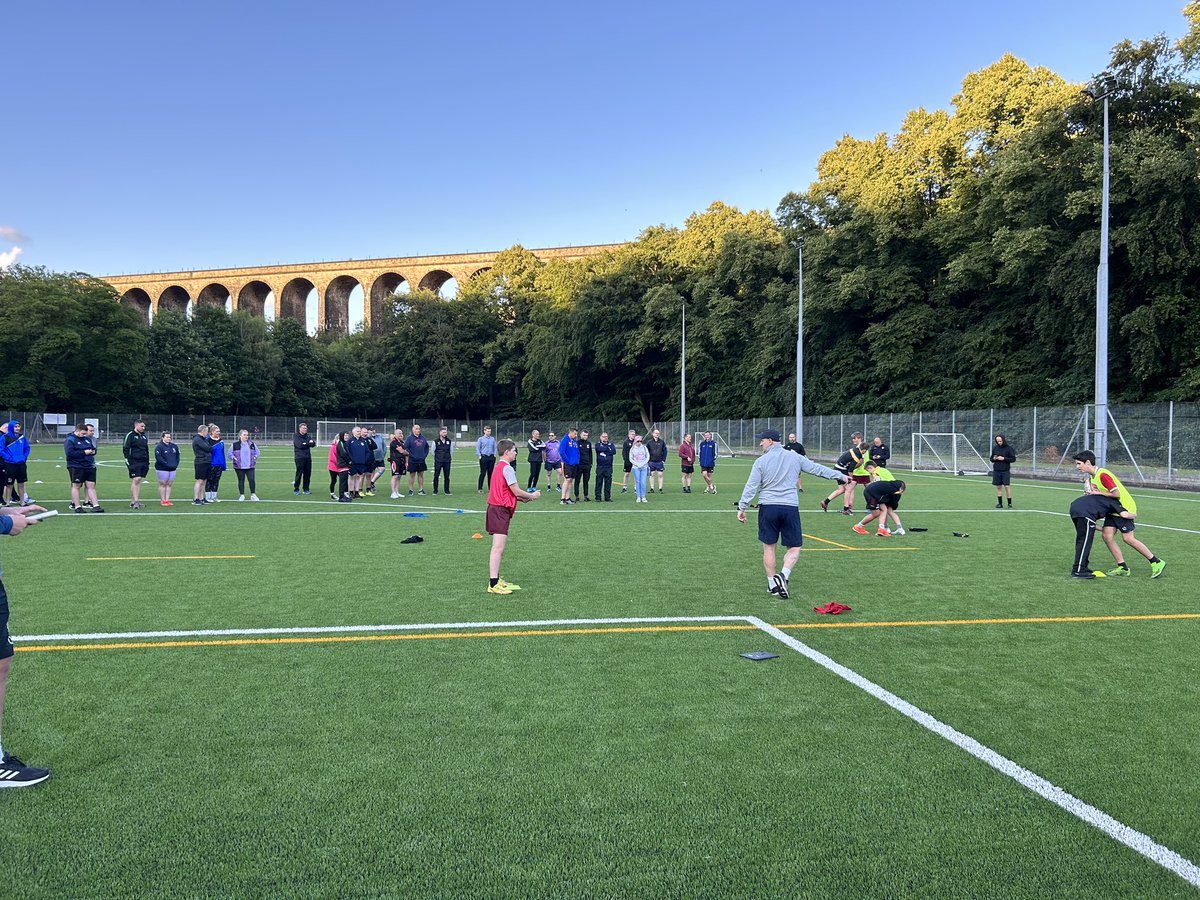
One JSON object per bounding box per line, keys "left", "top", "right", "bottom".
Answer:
{"left": 543, "top": 433, "right": 562, "bottom": 491}
{"left": 230, "top": 429, "right": 261, "bottom": 501}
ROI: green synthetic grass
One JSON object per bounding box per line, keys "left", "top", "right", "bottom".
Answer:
{"left": 0, "top": 448, "right": 1197, "bottom": 898}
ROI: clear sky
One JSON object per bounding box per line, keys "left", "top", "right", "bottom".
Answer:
{"left": 2, "top": 0, "right": 1191, "bottom": 281}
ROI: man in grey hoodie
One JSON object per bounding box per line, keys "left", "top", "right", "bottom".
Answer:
{"left": 737, "top": 428, "right": 849, "bottom": 599}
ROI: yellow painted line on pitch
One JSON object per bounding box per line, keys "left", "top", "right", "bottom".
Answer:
{"left": 774, "top": 613, "right": 1200, "bottom": 629}
{"left": 801, "top": 547, "right": 919, "bottom": 552}
{"left": 13, "top": 623, "right": 752, "bottom": 654}
{"left": 802, "top": 533, "right": 859, "bottom": 550}
{"left": 86, "top": 555, "right": 257, "bottom": 561}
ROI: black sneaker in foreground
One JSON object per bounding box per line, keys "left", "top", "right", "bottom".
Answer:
{"left": 0, "top": 754, "right": 51, "bottom": 788}
{"left": 773, "top": 574, "right": 790, "bottom": 599}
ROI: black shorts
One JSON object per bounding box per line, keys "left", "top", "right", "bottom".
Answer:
{"left": 681, "top": 465, "right": 695, "bottom": 474}
{"left": 544, "top": 461, "right": 560, "bottom": 471}
{"left": 409, "top": 460, "right": 427, "bottom": 474}
{"left": 757, "top": 504, "right": 803, "bottom": 547}
{"left": 4, "top": 462, "right": 28, "bottom": 484}
{"left": 69, "top": 466, "right": 96, "bottom": 485}
{"left": 486, "top": 503, "right": 514, "bottom": 535}
{"left": 701, "top": 466, "right": 714, "bottom": 474}
{"left": 391, "top": 459, "right": 407, "bottom": 476}
{"left": 128, "top": 463, "right": 149, "bottom": 479}
{"left": 992, "top": 471, "right": 1011, "bottom": 486}
{"left": 194, "top": 461, "right": 212, "bottom": 480}
{"left": 562, "top": 463, "right": 578, "bottom": 478}
{"left": 649, "top": 461, "right": 665, "bottom": 472}
{"left": 1103, "top": 514, "right": 1135, "bottom": 534}
{"left": 0, "top": 581, "right": 11, "bottom": 661}
{"left": 624, "top": 461, "right": 633, "bottom": 473}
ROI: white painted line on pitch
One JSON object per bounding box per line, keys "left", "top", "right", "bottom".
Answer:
{"left": 1028, "top": 509, "right": 1200, "bottom": 536}
{"left": 745, "top": 615, "right": 1200, "bottom": 889}
{"left": 13, "top": 614, "right": 749, "bottom": 644}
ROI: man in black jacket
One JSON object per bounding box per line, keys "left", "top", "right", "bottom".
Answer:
{"left": 990, "top": 434, "right": 1016, "bottom": 509}
{"left": 191, "top": 424, "right": 212, "bottom": 507}
{"left": 869, "top": 436, "right": 890, "bottom": 467}
{"left": 432, "top": 427, "right": 454, "bottom": 495}
{"left": 594, "top": 432, "right": 616, "bottom": 502}
{"left": 645, "top": 429, "right": 668, "bottom": 494}
{"left": 784, "top": 432, "right": 806, "bottom": 493}
{"left": 122, "top": 420, "right": 150, "bottom": 510}
{"left": 293, "top": 423, "right": 316, "bottom": 495}
{"left": 620, "top": 429, "right": 636, "bottom": 494}
{"left": 574, "top": 430, "right": 593, "bottom": 502}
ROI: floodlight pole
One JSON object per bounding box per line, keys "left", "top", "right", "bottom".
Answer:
{"left": 1095, "top": 94, "right": 1110, "bottom": 467}
{"left": 795, "top": 242, "right": 804, "bottom": 444}
{"left": 680, "top": 299, "right": 686, "bottom": 441}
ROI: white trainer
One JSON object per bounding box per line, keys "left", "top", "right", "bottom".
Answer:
{"left": 250, "top": 494, "right": 259, "bottom": 502}
{"left": 238, "top": 495, "right": 245, "bottom": 502}
{"left": 390, "top": 492, "right": 400, "bottom": 499}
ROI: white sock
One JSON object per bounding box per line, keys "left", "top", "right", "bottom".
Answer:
{"left": 894, "top": 519, "right": 903, "bottom": 530}
{"left": 767, "top": 577, "right": 776, "bottom": 589}
{"left": 781, "top": 566, "right": 792, "bottom": 580}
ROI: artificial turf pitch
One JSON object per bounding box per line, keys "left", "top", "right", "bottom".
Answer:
{"left": 0, "top": 449, "right": 1196, "bottom": 897}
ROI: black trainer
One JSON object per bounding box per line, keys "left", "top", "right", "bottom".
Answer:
{"left": 0, "top": 754, "right": 51, "bottom": 788}
{"left": 773, "top": 574, "right": 790, "bottom": 599}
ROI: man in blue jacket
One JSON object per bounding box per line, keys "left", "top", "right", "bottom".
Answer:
{"left": 0, "top": 499, "right": 52, "bottom": 787}
{"left": 404, "top": 425, "right": 429, "bottom": 496}
{"left": 558, "top": 427, "right": 581, "bottom": 505}
{"left": 348, "top": 426, "right": 372, "bottom": 499}
{"left": 1, "top": 421, "right": 32, "bottom": 506}
{"left": 698, "top": 432, "right": 718, "bottom": 494}
{"left": 64, "top": 423, "right": 103, "bottom": 513}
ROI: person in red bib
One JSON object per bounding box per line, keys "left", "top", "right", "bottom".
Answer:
{"left": 486, "top": 439, "right": 542, "bottom": 594}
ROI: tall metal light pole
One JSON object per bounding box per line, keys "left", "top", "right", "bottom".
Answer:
{"left": 795, "top": 242, "right": 804, "bottom": 444}
{"left": 680, "top": 299, "right": 686, "bottom": 441}
{"left": 1083, "top": 83, "right": 1111, "bottom": 466}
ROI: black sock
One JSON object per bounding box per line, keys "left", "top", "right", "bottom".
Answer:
{"left": 490, "top": 577, "right": 499, "bottom": 587}
{"left": 1150, "top": 556, "right": 1161, "bottom": 564}
{"left": 1117, "top": 562, "right": 1129, "bottom": 570}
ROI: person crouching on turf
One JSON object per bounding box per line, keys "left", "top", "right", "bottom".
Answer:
{"left": 1072, "top": 451, "right": 1164, "bottom": 578}
{"left": 486, "top": 439, "right": 541, "bottom": 594}
{"left": 853, "top": 478, "right": 906, "bottom": 536}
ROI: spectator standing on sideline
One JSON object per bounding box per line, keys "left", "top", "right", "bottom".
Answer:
{"left": 328, "top": 431, "right": 351, "bottom": 501}
{"left": 388, "top": 428, "right": 409, "bottom": 498}
{"left": 543, "top": 432, "right": 562, "bottom": 491}
{"left": 367, "top": 429, "right": 385, "bottom": 495}
{"left": 620, "top": 429, "right": 637, "bottom": 494}
{"left": 65, "top": 422, "right": 102, "bottom": 512}
{"left": 485, "top": 439, "right": 541, "bottom": 595}
{"left": 154, "top": 431, "right": 180, "bottom": 506}
{"left": 630, "top": 435, "right": 651, "bottom": 503}
{"left": 699, "top": 431, "right": 718, "bottom": 494}
{"left": 1, "top": 421, "right": 33, "bottom": 505}
{"left": 230, "top": 429, "right": 261, "bottom": 501}
{"left": 575, "top": 430, "right": 593, "bottom": 502}
{"left": 476, "top": 426, "right": 497, "bottom": 494}
{"left": 122, "top": 420, "right": 150, "bottom": 510}
{"left": 678, "top": 433, "right": 696, "bottom": 493}
{"left": 645, "top": 429, "right": 667, "bottom": 494}
{"left": 404, "top": 425, "right": 429, "bottom": 496}
{"left": 0, "top": 498, "right": 52, "bottom": 787}
{"left": 738, "top": 428, "right": 849, "bottom": 599}
{"left": 991, "top": 435, "right": 1016, "bottom": 509}
{"left": 206, "top": 426, "right": 226, "bottom": 502}
{"left": 347, "top": 426, "right": 370, "bottom": 499}
{"left": 868, "top": 436, "right": 889, "bottom": 467}
{"left": 526, "top": 429, "right": 546, "bottom": 491}
{"left": 191, "top": 424, "right": 212, "bottom": 506}
{"left": 432, "top": 427, "right": 454, "bottom": 495}
{"left": 558, "top": 427, "right": 580, "bottom": 504}
{"left": 783, "top": 433, "right": 806, "bottom": 493}
{"left": 593, "top": 432, "right": 616, "bottom": 502}
{"left": 293, "top": 423, "right": 316, "bottom": 495}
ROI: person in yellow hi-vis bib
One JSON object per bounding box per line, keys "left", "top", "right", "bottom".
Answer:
{"left": 1073, "top": 451, "right": 1165, "bottom": 579}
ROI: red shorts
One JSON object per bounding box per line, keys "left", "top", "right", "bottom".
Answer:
{"left": 853, "top": 474, "right": 871, "bottom": 485}
{"left": 486, "top": 503, "right": 514, "bottom": 535}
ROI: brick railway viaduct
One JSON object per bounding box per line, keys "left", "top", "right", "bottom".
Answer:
{"left": 101, "top": 244, "right": 623, "bottom": 333}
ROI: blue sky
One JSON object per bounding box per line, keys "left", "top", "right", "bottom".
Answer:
{"left": 2, "top": 0, "right": 1192, "bottom": 280}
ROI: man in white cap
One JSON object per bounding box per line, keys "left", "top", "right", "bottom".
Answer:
{"left": 737, "top": 428, "right": 848, "bottom": 599}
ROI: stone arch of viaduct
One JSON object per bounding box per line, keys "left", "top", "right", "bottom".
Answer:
{"left": 102, "top": 244, "right": 624, "bottom": 333}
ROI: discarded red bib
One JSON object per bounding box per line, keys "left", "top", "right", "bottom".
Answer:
{"left": 814, "top": 602, "right": 853, "bottom": 615}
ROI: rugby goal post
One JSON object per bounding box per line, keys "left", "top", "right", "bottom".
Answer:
{"left": 911, "top": 433, "right": 992, "bottom": 475}
{"left": 316, "top": 420, "right": 396, "bottom": 449}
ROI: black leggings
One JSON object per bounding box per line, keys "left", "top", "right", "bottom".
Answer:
{"left": 235, "top": 469, "right": 256, "bottom": 495}
{"left": 527, "top": 460, "right": 543, "bottom": 490}
{"left": 206, "top": 468, "right": 224, "bottom": 494}
{"left": 329, "top": 470, "right": 348, "bottom": 497}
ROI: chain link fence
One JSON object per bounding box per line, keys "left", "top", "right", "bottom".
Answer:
{"left": 8, "top": 403, "right": 1199, "bottom": 488}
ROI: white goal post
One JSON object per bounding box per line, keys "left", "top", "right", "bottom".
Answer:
{"left": 911, "top": 433, "right": 992, "bottom": 475}
{"left": 689, "top": 430, "right": 736, "bottom": 458}
{"left": 316, "top": 420, "right": 396, "bottom": 449}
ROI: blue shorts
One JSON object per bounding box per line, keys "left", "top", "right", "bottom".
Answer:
{"left": 649, "top": 461, "right": 665, "bottom": 472}
{"left": 757, "top": 504, "right": 803, "bottom": 548}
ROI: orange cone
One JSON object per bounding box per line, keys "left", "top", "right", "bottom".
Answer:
{"left": 472, "top": 532, "right": 483, "bottom": 539}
